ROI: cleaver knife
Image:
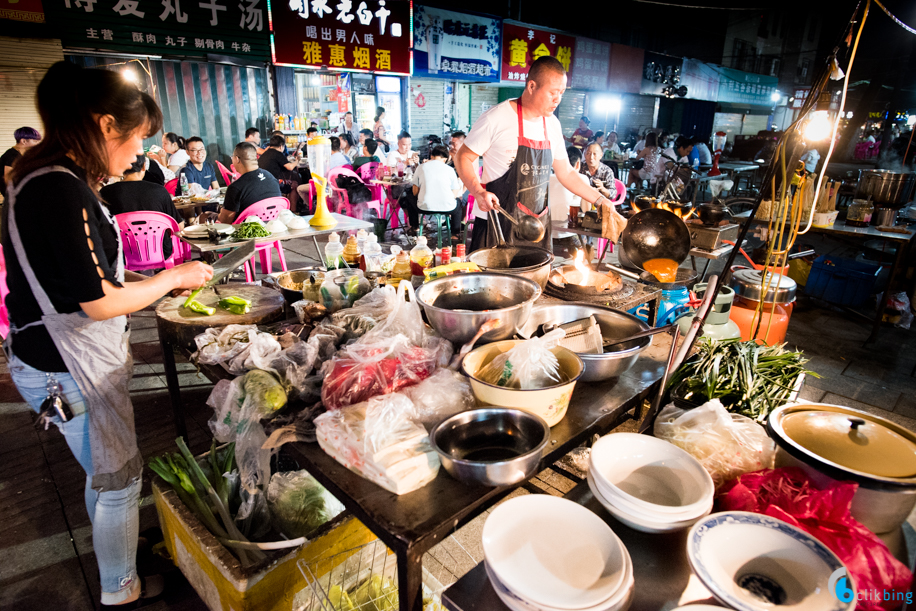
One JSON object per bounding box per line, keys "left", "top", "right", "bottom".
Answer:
{"left": 182, "top": 239, "right": 255, "bottom": 307}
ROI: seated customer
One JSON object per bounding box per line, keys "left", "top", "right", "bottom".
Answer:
{"left": 352, "top": 138, "right": 381, "bottom": 171}
{"left": 581, "top": 143, "right": 618, "bottom": 201}
{"left": 100, "top": 154, "right": 183, "bottom": 259}
{"left": 402, "top": 145, "right": 465, "bottom": 237}
{"left": 245, "top": 127, "right": 266, "bottom": 156}
{"left": 175, "top": 136, "right": 219, "bottom": 194}
{"left": 219, "top": 142, "right": 282, "bottom": 223}
{"left": 259, "top": 134, "right": 301, "bottom": 212}
{"left": 328, "top": 136, "right": 351, "bottom": 170}
{"left": 142, "top": 155, "right": 165, "bottom": 186}
{"left": 385, "top": 132, "right": 419, "bottom": 169}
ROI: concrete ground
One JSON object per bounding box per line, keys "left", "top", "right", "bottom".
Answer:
{"left": 1, "top": 222, "right": 914, "bottom": 610}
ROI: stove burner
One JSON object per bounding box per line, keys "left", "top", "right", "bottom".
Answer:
{"left": 548, "top": 265, "right": 625, "bottom": 296}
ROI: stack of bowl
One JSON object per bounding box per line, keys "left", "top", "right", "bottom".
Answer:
{"left": 482, "top": 495, "right": 634, "bottom": 611}
{"left": 588, "top": 433, "right": 714, "bottom": 533}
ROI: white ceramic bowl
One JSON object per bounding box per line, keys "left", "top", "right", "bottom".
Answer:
{"left": 482, "top": 495, "right": 628, "bottom": 610}
{"left": 486, "top": 557, "right": 634, "bottom": 611}
{"left": 588, "top": 471, "right": 710, "bottom": 534}
{"left": 590, "top": 433, "right": 714, "bottom": 516}
{"left": 687, "top": 512, "right": 855, "bottom": 611}
{"left": 588, "top": 466, "right": 712, "bottom": 522}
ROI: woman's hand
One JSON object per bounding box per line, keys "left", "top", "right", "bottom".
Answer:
{"left": 167, "top": 261, "right": 213, "bottom": 291}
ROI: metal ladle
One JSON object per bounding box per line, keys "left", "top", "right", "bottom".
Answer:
{"left": 493, "top": 204, "right": 545, "bottom": 242}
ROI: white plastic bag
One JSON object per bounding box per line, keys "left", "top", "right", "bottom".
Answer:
{"left": 653, "top": 398, "right": 776, "bottom": 488}
{"left": 266, "top": 470, "right": 345, "bottom": 539}
{"left": 314, "top": 393, "right": 440, "bottom": 495}
{"left": 478, "top": 328, "right": 566, "bottom": 389}
{"left": 402, "top": 369, "right": 476, "bottom": 429}
{"left": 360, "top": 281, "right": 430, "bottom": 348}
{"left": 331, "top": 285, "right": 399, "bottom": 342}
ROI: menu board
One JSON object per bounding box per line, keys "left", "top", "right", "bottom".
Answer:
{"left": 413, "top": 6, "right": 501, "bottom": 81}
{"left": 501, "top": 23, "right": 574, "bottom": 83}
{"left": 569, "top": 37, "right": 609, "bottom": 90}
{"left": 270, "top": 0, "right": 411, "bottom": 75}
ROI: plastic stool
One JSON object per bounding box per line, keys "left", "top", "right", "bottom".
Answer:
{"left": 419, "top": 212, "right": 452, "bottom": 249}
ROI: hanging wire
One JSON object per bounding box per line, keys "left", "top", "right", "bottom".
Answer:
{"left": 872, "top": 0, "right": 916, "bottom": 35}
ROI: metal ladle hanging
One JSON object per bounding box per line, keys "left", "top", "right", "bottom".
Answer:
{"left": 493, "top": 203, "right": 545, "bottom": 242}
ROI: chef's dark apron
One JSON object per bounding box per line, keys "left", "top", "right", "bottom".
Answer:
{"left": 483, "top": 98, "right": 553, "bottom": 251}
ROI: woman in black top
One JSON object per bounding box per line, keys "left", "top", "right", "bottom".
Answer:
{"left": 0, "top": 126, "right": 41, "bottom": 197}
{"left": 3, "top": 62, "right": 212, "bottom": 609}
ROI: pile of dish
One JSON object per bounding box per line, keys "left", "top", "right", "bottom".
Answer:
{"left": 181, "top": 223, "right": 233, "bottom": 238}
{"left": 482, "top": 495, "right": 634, "bottom": 611}
{"left": 588, "top": 433, "right": 714, "bottom": 533}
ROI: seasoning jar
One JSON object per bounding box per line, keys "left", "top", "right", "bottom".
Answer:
{"left": 390, "top": 251, "right": 413, "bottom": 282}
{"left": 342, "top": 234, "right": 360, "bottom": 266}
{"left": 846, "top": 199, "right": 874, "bottom": 227}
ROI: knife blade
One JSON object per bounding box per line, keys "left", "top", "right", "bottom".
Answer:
{"left": 206, "top": 239, "right": 255, "bottom": 287}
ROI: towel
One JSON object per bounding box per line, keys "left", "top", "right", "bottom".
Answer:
{"left": 600, "top": 201, "right": 628, "bottom": 242}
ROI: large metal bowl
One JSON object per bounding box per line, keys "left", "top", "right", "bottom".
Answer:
{"left": 518, "top": 303, "right": 651, "bottom": 382}
{"left": 466, "top": 245, "right": 554, "bottom": 289}
{"left": 415, "top": 272, "right": 541, "bottom": 345}
{"left": 274, "top": 267, "right": 325, "bottom": 304}
{"left": 429, "top": 407, "right": 550, "bottom": 487}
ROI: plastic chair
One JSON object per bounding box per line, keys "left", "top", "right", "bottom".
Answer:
{"left": 215, "top": 160, "right": 239, "bottom": 185}
{"left": 235, "top": 197, "right": 290, "bottom": 278}
{"left": 358, "top": 161, "right": 387, "bottom": 212}
{"left": 419, "top": 212, "right": 452, "bottom": 249}
{"left": 328, "top": 167, "right": 383, "bottom": 220}
{"left": 0, "top": 245, "right": 10, "bottom": 340}
{"left": 165, "top": 177, "right": 179, "bottom": 196}
{"left": 116, "top": 211, "right": 186, "bottom": 271}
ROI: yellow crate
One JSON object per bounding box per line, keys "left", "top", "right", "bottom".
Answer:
{"left": 152, "top": 479, "right": 376, "bottom": 611}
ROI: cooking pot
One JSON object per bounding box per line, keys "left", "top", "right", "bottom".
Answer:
{"left": 697, "top": 202, "right": 732, "bottom": 226}
{"left": 466, "top": 246, "right": 553, "bottom": 289}
{"left": 856, "top": 170, "right": 916, "bottom": 207}
{"left": 768, "top": 402, "right": 916, "bottom": 533}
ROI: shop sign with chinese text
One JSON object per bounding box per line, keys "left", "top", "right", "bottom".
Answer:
{"left": 270, "top": 0, "right": 410, "bottom": 75}
{"left": 569, "top": 37, "right": 608, "bottom": 90}
{"left": 42, "top": 0, "right": 269, "bottom": 59}
{"left": 413, "top": 6, "right": 500, "bottom": 82}
{"left": 501, "top": 22, "right": 574, "bottom": 83}
{"left": 715, "top": 66, "right": 778, "bottom": 106}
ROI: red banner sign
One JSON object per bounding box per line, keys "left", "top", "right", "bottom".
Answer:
{"left": 0, "top": 0, "right": 44, "bottom": 22}
{"left": 270, "top": 0, "right": 411, "bottom": 75}
{"left": 501, "top": 23, "right": 575, "bottom": 83}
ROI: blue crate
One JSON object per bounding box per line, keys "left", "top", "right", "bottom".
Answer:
{"left": 804, "top": 255, "right": 880, "bottom": 307}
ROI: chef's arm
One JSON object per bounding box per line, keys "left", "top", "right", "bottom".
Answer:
{"left": 554, "top": 158, "right": 605, "bottom": 207}
{"left": 455, "top": 144, "right": 497, "bottom": 211}
{"left": 80, "top": 262, "right": 213, "bottom": 320}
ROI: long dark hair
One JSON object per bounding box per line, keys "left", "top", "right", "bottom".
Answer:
{"left": 374, "top": 106, "right": 386, "bottom": 122}
{"left": 163, "top": 132, "right": 185, "bottom": 150}
{"left": 13, "top": 61, "right": 162, "bottom": 189}
{"left": 645, "top": 132, "right": 658, "bottom": 148}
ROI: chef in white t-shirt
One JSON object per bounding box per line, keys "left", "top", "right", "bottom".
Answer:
{"left": 455, "top": 56, "right": 624, "bottom": 253}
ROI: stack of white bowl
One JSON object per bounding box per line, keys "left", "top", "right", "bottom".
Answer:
{"left": 588, "top": 433, "right": 715, "bottom": 533}
{"left": 482, "top": 495, "right": 634, "bottom": 611}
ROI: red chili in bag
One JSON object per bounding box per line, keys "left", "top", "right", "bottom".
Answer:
{"left": 321, "top": 344, "right": 437, "bottom": 410}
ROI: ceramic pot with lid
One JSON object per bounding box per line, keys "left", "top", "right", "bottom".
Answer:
{"left": 768, "top": 402, "right": 916, "bottom": 533}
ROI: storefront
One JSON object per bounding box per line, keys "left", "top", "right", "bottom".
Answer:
{"left": 269, "top": 0, "right": 411, "bottom": 148}
{"left": 409, "top": 6, "right": 502, "bottom": 141}
{"left": 710, "top": 66, "right": 779, "bottom": 143}
{"left": 41, "top": 0, "right": 271, "bottom": 165}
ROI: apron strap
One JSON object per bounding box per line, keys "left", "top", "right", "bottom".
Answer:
{"left": 515, "top": 98, "right": 550, "bottom": 149}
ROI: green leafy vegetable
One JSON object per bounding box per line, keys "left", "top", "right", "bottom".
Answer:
{"left": 666, "top": 337, "right": 817, "bottom": 422}
{"left": 231, "top": 221, "right": 272, "bottom": 240}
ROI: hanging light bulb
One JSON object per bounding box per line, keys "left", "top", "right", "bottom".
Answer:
{"left": 804, "top": 110, "right": 832, "bottom": 141}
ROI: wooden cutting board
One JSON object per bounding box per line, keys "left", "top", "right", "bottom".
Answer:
{"left": 155, "top": 284, "right": 286, "bottom": 351}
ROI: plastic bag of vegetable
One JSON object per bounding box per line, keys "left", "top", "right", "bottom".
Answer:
{"left": 402, "top": 369, "right": 476, "bottom": 430}
{"left": 653, "top": 398, "right": 775, "bottom": 488}
{"left": 360, "top": 281, "right": 429, "bottom": 348}
{"left": 193, "top": 324, "right": 259, "bottom": 369}
{"left": 477, "top": 328, "right": 567, "bottom": 390}
{"left": 320, "top": 334, "right": 445, "bottom": 411}
{"left": 320, "top": 271, "right": 371, "bottom": 313}
{"left": 331, "top": 285, "right": 399, "bottom": 342}
{"left": 266, "top": 470, "right": 345, "bottom": 539}
{"left": 315, "top": 393, "right": 440, "bottom": 495}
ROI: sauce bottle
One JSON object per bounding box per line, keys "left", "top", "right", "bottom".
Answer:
{"left": 409, "top": 236, "right": 434, "bottom": 276}
{"left": 323, "top": 232, "right": 343, "bottom": 270}
{"left": 390, "top": 251, "right": 412, "bottom": 282}
{"left": 342, "top": 234, "right": 360, "bottom": 266}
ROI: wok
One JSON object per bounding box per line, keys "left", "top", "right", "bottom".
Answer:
{"left": 620, "top": 208, "right": 691, "bottom": 271}
{"left": 466, "top": 210, "right": 554, "bottom": 289}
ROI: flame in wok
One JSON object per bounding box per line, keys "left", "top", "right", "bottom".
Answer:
{"left": 631, "top": 199, "right": 695, "bottom": 220}
{"left": 573, "top": 250, "right": 592, "bottom": 286}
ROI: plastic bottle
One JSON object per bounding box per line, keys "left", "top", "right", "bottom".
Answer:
{"left": 324, "top": 232, "right": 343, "bottom": 270}
{"left": 356, "top": 228, "right": 368, "bottom": 257}
{"left": 390, "top": 251, "right": 412, "bottom": 282}
{"left": 342, "top": 234, "right": 361, "bottom": 266}
{"left": 362, "top": 233, "right": 382, "bottom": 271}
{"left": 179, "top": 172, "right": 189, "bottom": 196}
{"left": 409, "top": 235, "right": 434, "bottom": 277}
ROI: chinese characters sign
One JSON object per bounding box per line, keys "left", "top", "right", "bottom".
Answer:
{"left": 569, "top": 37, "right": 608, "bottom": 90}
{"left": 501, "top": 23, "right": 574, "bottom": 83}
{"left": 791, "top": 87, "right": 811, "bottom": 109}
{"left": 270, "top": 0, "right": 410, "bottom": 75}
{"left": 714, "top": 66, "right": 778, "bottom": 106}
{"left": 42, "top": 0, "right": 269, "bottom": 59}
{"left": 413, "top": 6, "right": 500, "bottom": 82}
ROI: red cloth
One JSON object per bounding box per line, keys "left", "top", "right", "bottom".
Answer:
{"left": 718, "top": 468, "right": 912, "bottom": 611}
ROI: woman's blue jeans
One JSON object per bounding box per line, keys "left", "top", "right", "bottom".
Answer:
{"left": 9, "top": 354, "right": 141, "bottom": 605}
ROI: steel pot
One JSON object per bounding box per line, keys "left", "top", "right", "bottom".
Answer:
{"left": 856, "top": 170, "right": 916, "bottom": 207}
{"left": 274, "top": 267, "right": 325, "bottom": 304}
{"left": 697, "top": 202, "right": 732, "bottom": 226}
{"left": 430, "top": 407, "right": 550, "bottom": 487}
{"left": 415, "top": 272, "right": 541, "bottom": 345}
{"left": 517, "top": 303, "right": 651, "bottom": 381}
{"left": 466, "top": 245, "right": 554, "bottom": 289}
{"left": 768, "top": 402, "right": 916, "bottom": 533}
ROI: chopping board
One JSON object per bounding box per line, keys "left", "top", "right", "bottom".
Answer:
{"left": 155, "top": 284, "right": 286, "bottom": 352}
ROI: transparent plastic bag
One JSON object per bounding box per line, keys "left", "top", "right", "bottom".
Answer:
{"left": 320, "top": 334, "right": 442, "bottom": 410}
{"left": 266, "top": 470, "right": 345, "bottom": 539}
{"left": 193, "top": 324, "right": 259, "bottom": 369}
{"left": 360, "top": 280, "right": 430, "bottom": 347}
{"left": 477, "top": 328, "right": 566, "bottom": 390}
{"left": 403, "top": 369, "right": 476, "bottom": 429}
{"left": 314, "top": 393, "right": 440, "bottom": 495}
{"left": 330, "top": 285, "right": 399, "bottom": 342}
{"left": 653, "top": 398, "right": 775, "bottom": 488}
{"left": 320, "top": 271, "right": 371, "bottom": 313}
